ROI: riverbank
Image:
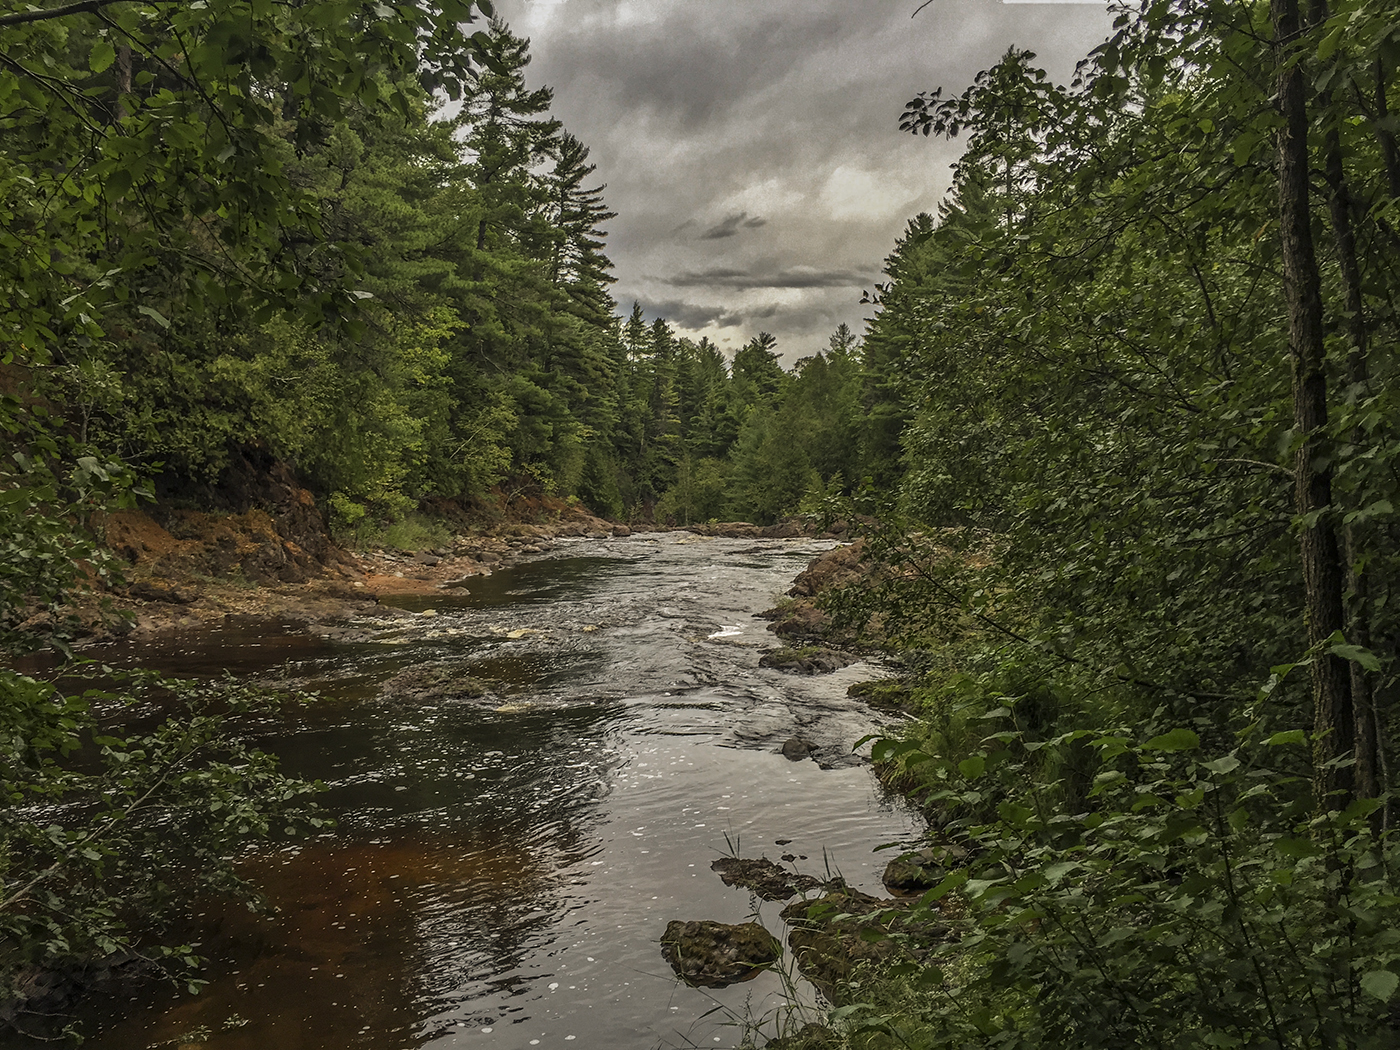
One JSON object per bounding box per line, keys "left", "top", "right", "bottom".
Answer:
{"left": 71, "top": 486, "right": 859, "bottom": 645}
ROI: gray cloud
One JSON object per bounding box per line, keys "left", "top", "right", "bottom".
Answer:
{"left": 637, "top": 298, "right": 840, "bottom": 352}
{"left": 495, "top": 0, "right": 1115, "bottom": 356}
{"left": 641, "top": 299, "right": 744, "bottom": 330}
{"left": 698, "top": 212, "right": 768, "bottom": 239}
{"left": 665, "top": 266, "right": 870, "bottom": 290}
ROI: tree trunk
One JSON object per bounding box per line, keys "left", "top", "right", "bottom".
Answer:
{"left": 1273, "top": 0, "right": 1354, "bottom": 807}
{"left": 1377, "top": 58, "right": 1400, "bottom": 199}
{"left": 1324, "top": 122, "right": 1381, "bottom": 804}
{"left": 1306, "top": 0, "right": 1382, "bottom": 805}
{"left": 116, "top": 43, "right": 131, "bottom": 120}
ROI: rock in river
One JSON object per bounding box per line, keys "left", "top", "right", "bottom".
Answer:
{"left": 710, "top": 857, "right": 823, "bottom": 901}
{"left": 759, "top": 646, "right": 857, "bottom": 675}
{"left": 881, "top": 844, "right": 966, "bottom": 896}
{"left": 660, "top": 919, "right": 781, "bottom": 987}
{"left": 378, "top": 662, "right": 491, "bottom": 706}
{"left": 780, "top": 736, "right": 817, "bottom": 760}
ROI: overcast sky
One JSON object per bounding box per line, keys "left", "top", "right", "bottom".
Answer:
{"left": 491, "top": 0, "right": 1115, "bottom": 362}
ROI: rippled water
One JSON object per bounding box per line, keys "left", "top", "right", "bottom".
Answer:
{"left": 68, "top": 534, "right": 922, "bottom": 1050}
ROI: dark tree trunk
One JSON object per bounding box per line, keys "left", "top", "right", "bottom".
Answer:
{"left": 1307, "top": 0, "right": 1382, "bottom": 805}
{"left": 1377, "top": 58, "right": 1400, "bottom": 199}
{"left": 1323, "top": 123, "right": 1381, "bottom": 804}
{"left": 1274, "top": 0, "right": 1354, "bottom": 807}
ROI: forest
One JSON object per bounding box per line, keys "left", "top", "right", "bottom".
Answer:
{"left": 0, "top": 4, "right": 880, "bottom": 542}
{"left": 2, "top": 0, "right": 1400, "bottom": 1045}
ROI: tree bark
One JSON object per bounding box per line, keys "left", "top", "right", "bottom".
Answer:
{"left": 1273, "top": 0, "right": 1354, "bottom": 807}
{"left": 1308, "top": 0, "right": 1381, "bottom": 805}
{"left": 1324, "top": 123, "right": 1381, "bottom": 804}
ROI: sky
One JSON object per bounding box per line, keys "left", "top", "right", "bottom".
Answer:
{"left": 490, "top": 0, "right": 1117, "bottom": 362}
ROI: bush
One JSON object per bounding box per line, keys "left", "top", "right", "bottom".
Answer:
{"left": 843, "top": 718, "right": 1400, "bottom": 1049}
{"left": 0, "top": 670, "right": 325, "bottom": 1025}
{"left": 342, "top": 510, "right": 453, "bottom": 553}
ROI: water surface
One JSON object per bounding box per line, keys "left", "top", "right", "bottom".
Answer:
{"left": 72, "top": 534, "right": 922, "bottom": 1050}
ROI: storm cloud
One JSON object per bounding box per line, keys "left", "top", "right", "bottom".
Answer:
{"left": 493, "top": 0, "right": 1114, "bottom": 359}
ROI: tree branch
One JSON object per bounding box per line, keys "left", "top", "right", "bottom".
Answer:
{"left": 0, "top": 0, "right": 128, "bottom": 29}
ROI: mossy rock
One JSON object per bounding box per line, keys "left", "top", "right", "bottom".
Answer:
{"left": 760, "top": 647, "right": 856, "bottom": 675}
{"left": 378, "top": 662, "right": 491, "bottom": 706}
{"left": 881, "top": 848, "right": 948, "bottom": 895}
{"left": 711, "top": 857, "right": 823, "bottom": 901}
{"left": 660, "top": 919, "right": 781, "bottom": 987}
{"left": 847, "top": 678, "right": 914, "bottom": 711}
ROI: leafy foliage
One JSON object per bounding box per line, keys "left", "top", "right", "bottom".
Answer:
{"left": 814, "top": 0, "right": 1400, "bottom": 1045}
{"left": 0, "top": 671, "right": 324, "bottom": 1001}
{"left": 845, "top": 721, "right": 1400, "bottom": 1049}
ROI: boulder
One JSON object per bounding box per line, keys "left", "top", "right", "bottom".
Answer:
{"left": 760, "top": 647, "right": 856, "bottom": 675}
{"left": 882, "top": 844, "right": 967, "bottom": 896}
{"left": 780, "top": 737, "right": 817, "bottom": 760}
{"left": 378, "top": 662, "right": 491, "bottom": 706}
{"left": 881, "top": 850, "right": 944, "bottom": 895}
{"left": 660, "top": 920, "right": 781, "bottom": 987}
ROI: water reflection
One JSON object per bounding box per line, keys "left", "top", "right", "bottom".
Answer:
{"left": 88, "top": 831, "right": 564, "bottom": 1050}
{"left": 380, "top": 558, "right": 626, "bottom": 615}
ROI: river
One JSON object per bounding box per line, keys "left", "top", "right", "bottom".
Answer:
{"left": 66, "top": 533, "right": 923, "bottom": 1050}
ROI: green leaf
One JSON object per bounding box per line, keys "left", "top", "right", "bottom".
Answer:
{"left": 958, "top": 755, "right": 985, "bottom": 780}
{"left": 1266, "top": 730, "right": 1306, "bottom": 746}
{"left": 1317, "top": 25, "right": 1345, "bottom": 62}
{"left": 90, "top": 40, "right": 117, "bottom": 74}
{"left": 1233, "top": 132, "right": 1256, "bottom": 166}
{"left": 1043, "top": 860, "right": 1078, "bottom": 884}
{"left": 137, "top": 306, "right": 171, "bottom": 329}
{"left": 1200, "top": 755, "right": 1241, "bottom": 775}
{"left": 1329, "top": 642, "right": 1381, "bottom": 672}
{"left": 920, "top": 870, "right": 968, "bottom": 903}
{"left": 1144, "top": 728, "right": 1199, "bottom": 752}
{"left": 1361, "top": 970, "right": 1398, "bottom": 1002}
{"left": 105, "top": 167, "right": 133, "bottom": 200}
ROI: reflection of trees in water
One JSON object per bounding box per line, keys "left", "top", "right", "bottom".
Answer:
{"left": 406, "top": 710, "right": 620, "bottom": 1019}
{"left": 83, "top": 832, "right": 545, "bottom": 1050}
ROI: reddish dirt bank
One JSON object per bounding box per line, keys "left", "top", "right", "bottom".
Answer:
{"left": 90, "top": 502, "right": 626, "bottom": 640}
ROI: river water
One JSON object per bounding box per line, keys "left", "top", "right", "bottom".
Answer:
{"left": 71, "top": 533, "right": 922, "bottom": 1050}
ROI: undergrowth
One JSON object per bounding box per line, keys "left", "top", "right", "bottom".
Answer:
{"left": 339, "top": 511, "right": 454, "bottom": 553}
